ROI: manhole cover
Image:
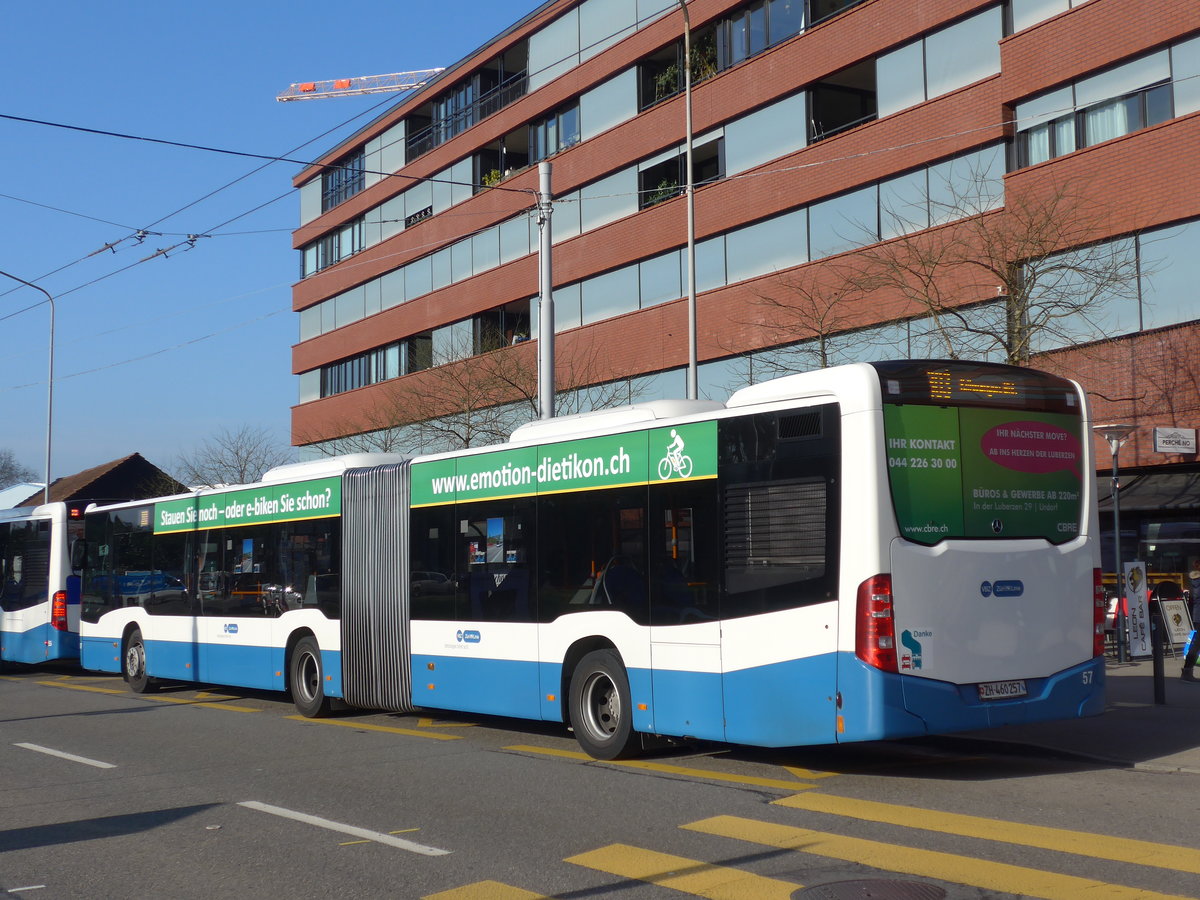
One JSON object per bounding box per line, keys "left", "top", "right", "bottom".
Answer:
{"left": 794, "top": 879, "right": 948, "bottom": 900}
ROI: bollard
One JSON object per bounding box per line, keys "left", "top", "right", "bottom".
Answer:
{"left": 1116, "top": 609, "right": 1129, "bottom": 663}
{"left": 1151, "top": 603, "right": 1166, "bottom": 705}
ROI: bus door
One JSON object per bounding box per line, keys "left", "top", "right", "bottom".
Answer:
{"left": 196, "top": 529, "right": 274, "bottom": 689}
{"left": 648, "top": 484, "right": 724, "bottom": 741}
{"left": 718, "top": 406, "right": 843, "bottom": 746}
{"left": 0, "top": 515, "right": 51, "bottom": 663}
{"left": 536, "top": 488, "right": 653, "bottom": 726}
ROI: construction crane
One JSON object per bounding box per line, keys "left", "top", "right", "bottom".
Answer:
{"left": 276, "top": 68, "right": 445, "bottom": 102}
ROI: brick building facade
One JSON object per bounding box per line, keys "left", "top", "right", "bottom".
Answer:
{"left": 290, "top": 0, "right": 1200, "bottom": 577}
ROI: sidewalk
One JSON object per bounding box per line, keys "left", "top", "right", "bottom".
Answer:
{"left": 958, "top": 655, "right": 1200, "bottom": 774}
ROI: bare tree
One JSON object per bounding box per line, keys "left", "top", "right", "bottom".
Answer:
{"left": 0, "top": 450, "right": 38, "bottom": 489}
{"left": 853, "top": 173, "right": 1140, "bottom": 364}
{"left": 174, "top": 425, "right": 293, "bottom": 488}
{"left": 301, "top": 330, "right": 641, "bottom": 457}
{"left": 738, "top": 260, "right": 882, "bottom": 380}
{"left": 748, "top": 171, "right": 1140, "bottom": 371}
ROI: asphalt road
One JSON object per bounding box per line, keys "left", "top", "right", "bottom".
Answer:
{"left": 3, "top": 666, "right": 1199, "bottom": 899}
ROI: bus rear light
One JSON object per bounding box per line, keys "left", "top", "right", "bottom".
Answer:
{"left": 856, "top": 574, "right": 898, "bottom": 673}
{"left": 51, "top": 591, "right": 69, "bottom": 632}
{"left": 1093, "top": 568, "right": 1106, "bottom": 657}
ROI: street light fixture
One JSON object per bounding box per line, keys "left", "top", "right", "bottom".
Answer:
{"left": 1094, "top": 422, "right": 1136, "bottom": 663}
{"left": 678, "top": 0, "right": 698, "bottom": 400}
{"left": 0, "top": 269, "right": 54, "bottom": 505}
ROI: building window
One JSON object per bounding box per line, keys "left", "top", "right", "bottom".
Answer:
{"left": 809, "top": 60, "right": 877, "bottom": 141}
{"left": 529, "top": 105, "right": 580, "bottom": 163}
{"left": 716, "top": 0, "right": 809, "bottom": 70}
{"left": 406, "top": 44, "right": 529, "bottom": 161}
{"left": 321, "top": 150, "right": 365, "bottom": 212}
{"left": 639, "top": 30, "right": 720, "bottom": 110}
{"left": 436, "top": 80, "right": 478, "bottom": 144}
{"left": 316, "top": 301, "right": 531, "bottom": 398}
{"left": 1080, "top": 82, "right": 1172, "bottom": 145}
{"left": 809, "top": 0, "right": 863, "bottom": 24}
{"left": 300, "top": 217, "right": 365, "bottom": 278}
{"left": 638, "top": 138, "right": 725, "bottom": 209}
{"left": 1017, "top": 80, "right": 1173, "bottom": 167}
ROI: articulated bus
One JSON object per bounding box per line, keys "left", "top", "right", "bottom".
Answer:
{"left": 78, "top": 360, "right": 1105, "bottom": 758}
{"left": 1, "top": 502, "right": 87, "bottom": 665}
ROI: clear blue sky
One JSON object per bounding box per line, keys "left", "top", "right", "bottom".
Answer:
{"left": 0, "top": 0, "right": 532, "bottom": 484}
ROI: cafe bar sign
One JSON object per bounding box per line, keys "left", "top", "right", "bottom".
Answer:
{"left": 1153, "top": 427, "right": 1197, "bottom": 454}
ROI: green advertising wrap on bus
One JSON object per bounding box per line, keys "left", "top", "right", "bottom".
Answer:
{"left": 153, "top": 477, "right": 342, "bottom": 534}
{"left": 411, "top": 420, "right": 717, "bottom": 507}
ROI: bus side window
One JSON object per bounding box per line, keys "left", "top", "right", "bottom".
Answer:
{"left": 459, "top": 500, "right": 535, "bottom": 623}
{"left": 410, "top": 506, "right": 456, "bottom": 621}
{"left": 719, "top": 405, "right": 841, "bottom": 619}
{"left": 538, "top": 487, "right": 649, "bottom": 626}
{"left": 649, "top": 481, "right": 720, "bottom": 625}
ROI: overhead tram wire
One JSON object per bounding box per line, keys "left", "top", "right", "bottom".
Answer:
{"left": 0, "top": 91, "right": 421, "bottom": 319}
{"left": 10, "top": 7, "right": 1157, "bottom": 379}
{"left": 0, "top": 81, "right": 460, "bottom": 298}
{"left": 0, "top": 97, "right": 1039, "bottom": 332}
{"left": 0, "top": 112, "right": 536, "bottom": 200}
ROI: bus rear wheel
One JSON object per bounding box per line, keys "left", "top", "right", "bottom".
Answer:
{"left": 290, "top": 636, "right": 331, "bottom": 718}
{"left": 123, "top": 629, "right": 158, "bottom": 694}
{"left": 569, "top": 649, "right": 641, "bottom": 760}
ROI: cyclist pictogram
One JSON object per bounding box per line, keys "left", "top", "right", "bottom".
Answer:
{"left": 658, "top": 429, "right": 693, "bottom": 479}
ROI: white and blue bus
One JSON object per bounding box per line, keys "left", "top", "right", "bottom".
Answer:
{"left": 2, "top": 501, "right": 87, "bottom": 665}
{"left": 79, "top": 360, "right": 1105, "bottom": 758}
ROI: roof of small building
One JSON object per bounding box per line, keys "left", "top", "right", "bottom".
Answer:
{"left": 9, "top": 454, "right": 186, "bottom": 509}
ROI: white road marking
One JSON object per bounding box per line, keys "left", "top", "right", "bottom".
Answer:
{"left": 237, "top": 801, "right": 450, "bottom": 856}
{"left": 14, "top": 743, "right": 116, "bottom": 769}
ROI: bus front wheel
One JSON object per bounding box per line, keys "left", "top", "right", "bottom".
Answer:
{"left": 123, "top": 630, "right": 158, "bottom": 694}
{"left": 569, "top": 650, "right": 640, "bottom": 760}
{"left": 290, "top": 636, "right": 331, "bottom": 718}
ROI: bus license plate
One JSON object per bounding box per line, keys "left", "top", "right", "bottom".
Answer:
{"left": 978, "top": 680, "right": 1027, "bottom": 701}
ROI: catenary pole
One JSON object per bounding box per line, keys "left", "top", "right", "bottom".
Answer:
{"left": 0, "top": 269, "right": 54, "bottom": 504}
{"left": 679, "top": 0, "right": 698, "bottom": 400}
{"left": 537, "top": 162, "right": 555, "bottom": 419}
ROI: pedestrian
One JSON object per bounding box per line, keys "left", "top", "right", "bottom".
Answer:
{"left": 1183, "top": 582, "right": 1200, "bottom": 682}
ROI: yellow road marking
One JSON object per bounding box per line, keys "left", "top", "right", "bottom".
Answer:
{"left": 684, "top": 816, "right": 1197, "bottom": 900}
{"left": 506, "top": 745, "right": 818, "bottom": 791}
{"left": 568, "top": 843, "right": 798, "bottom": 900}
{"left": 423, "top": 881, "right": 546, "bottom": 899}
{"left": 38, "top": 681, "right": 259, "bottom": 712}
{"left": 781, "top": 765, "right": 837, "bottom": 780}
{"left": 122, "top": 693, "right": 262, "bottom": 712}
{"left": 776, "top": 793, "right": 1200, "bottom": 875}
{"left": 285, "top": 716, "right": 462, "bottom": 740}
{"left": 416, "top": 716, "right": 476, "bottom": 729}
{"left": 38, "top": 681, "right": 126, "bottom": 696}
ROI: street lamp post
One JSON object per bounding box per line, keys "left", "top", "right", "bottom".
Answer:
{"left": 1094, "top": 423, "right": 1136, "bottom": 663}
{"left": 0, "top": 269, "right": 54, "bottom": 505}
{"left": 678, "top": 0, "right": 697, "bottom": 400}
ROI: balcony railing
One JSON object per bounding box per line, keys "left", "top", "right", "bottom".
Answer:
{"left": 406, "top": 72, "right": 528, "bottom": 161}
